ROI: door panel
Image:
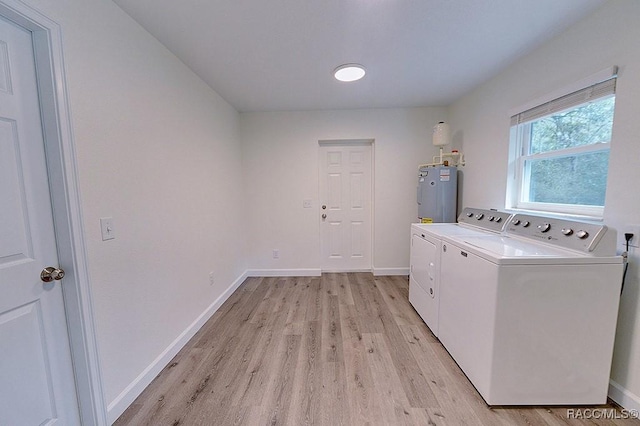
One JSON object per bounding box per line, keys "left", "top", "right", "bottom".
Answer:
{"left": 0, "top": 15, "right": 80, "bottom": 425}
{"left": 350, "top": 221, "right": 364, "bottom": 257}
{"left": 328, "top": 172, "right": 341, "bottom": 208}
{"left": 0, "top": 302, "right": 55, "bottom": 424}
{"left": 0, "top": 118, "right": 32, "bottom": 264}
{"left": 350, "top": 172, "right": 363, "bottom": 208}
{"left": 319, "top": 143, "right": 372, "bottom": 271}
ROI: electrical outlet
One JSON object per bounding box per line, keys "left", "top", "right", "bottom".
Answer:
{"left": 209, "top": 271, "right": 215, "bottom": 285}
{"left": 272, "top": 249, "right": 280, "bottom": 259}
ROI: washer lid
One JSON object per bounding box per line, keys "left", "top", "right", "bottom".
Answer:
{"left": 444, "top": 235, "right": 623, "bottom": 265}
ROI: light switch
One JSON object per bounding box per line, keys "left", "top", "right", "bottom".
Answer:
{"left": 100, "top": 217, "right": 115, "bottom": 241}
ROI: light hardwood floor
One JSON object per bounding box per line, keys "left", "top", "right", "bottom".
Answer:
{"left": 115, "top": 274, "right": 639, "bottom": 425}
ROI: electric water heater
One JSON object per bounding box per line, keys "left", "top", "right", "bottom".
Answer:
{"left": 417, "top": 165, "right": 457, "bottom": 223}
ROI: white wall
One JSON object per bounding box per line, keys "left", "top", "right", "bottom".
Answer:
{"left": 241, "top": 108, "right": 448, "bottom": 275}
{"left": 449, "top": 0, "right": 640, "bottom": 410}
{"left": 16, "top": 0, "right": 247, "bottom": 420}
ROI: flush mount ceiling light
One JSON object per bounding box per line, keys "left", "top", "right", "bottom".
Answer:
{"left": 334, "top": 64, "right": 366, "bottom": 82}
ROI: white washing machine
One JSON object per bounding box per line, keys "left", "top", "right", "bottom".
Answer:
{"left": 438, "top": 213, "right": 623, "bottom": 405}
{"left": 409, "top": 207, "right": 513, "bottom": 337}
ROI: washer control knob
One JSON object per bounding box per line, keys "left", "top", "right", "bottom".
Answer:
{"left": 537, "top": 223, "right": 551, "bottom": 233}
{"left": 522, "top": 221, "right": 530, "bottom": 227}
{"left": 495, "top": 217, "right": 502, "bottom": 223}
{"left": 475, "top": 213, "right": 484, "bottom": 220}
{"left": 466, "top": 212, "right": 474, "bottom": 217}
{"left": 576, "top": 230, "right": 589, "bottom": 239}
{"left": 512, "top": 219, "right": 521, "bottom": 226}
{"left": 561, "top": 228, "right": 574, "bottom": 236}
{"left": 488, "top": 216, "right": 495, "bottom": 222}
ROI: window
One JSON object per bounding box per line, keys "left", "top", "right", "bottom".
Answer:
{"left": 507, "top": 75, "right": 616, "bottom": 217}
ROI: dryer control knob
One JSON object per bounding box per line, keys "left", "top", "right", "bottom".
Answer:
{"left": 466, "top": 212, "right": 473, "bottom": 217}
{"left": 576, "top": 230, "right": 589, "bottom": 239}
{"left": 522, "top": 221, "right": 530, "bottom": 227}
{"left": 488, "top": 216, "right": 495, "bottom": 221}
{"left": 562, "top": 228, "right": 574, "bottom": 236}
{"left": 475, "top": 213, "right": 484, "bottom": 220}
{"left": 495, "top": 217, "right": 502, "bottom": 223}
{"left": 512, "top": 219, "right": 521, "bottom": 226}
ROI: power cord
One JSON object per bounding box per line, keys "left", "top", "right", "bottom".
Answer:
{"left": 621, "top": 233, "right": 633, "bottom": 295}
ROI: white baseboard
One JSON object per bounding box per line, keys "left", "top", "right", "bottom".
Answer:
{"left": 609, "top": 379, "right": 640, "bottom": 412}
{"left": 247, "top": 268, "right": 321, "bottom": 277}
{"left": 106, "top": 270, "right": 249, "bottom": 424}
{"left": 245, "top": 268, "right": 409, "bottom": 277}
{"left": 373, "top": 267, "right": 410, "bottom": 276}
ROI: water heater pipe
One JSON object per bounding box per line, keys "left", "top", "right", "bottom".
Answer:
{"left": 418, "top": 148, "right": 465, "bottom": 169}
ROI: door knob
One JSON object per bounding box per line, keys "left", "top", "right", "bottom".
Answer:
{"left": 41, "top": 267, "right": 65, "bottom": 282}
{"left": 322, "top": 214, "right": 327, "bottom": 219}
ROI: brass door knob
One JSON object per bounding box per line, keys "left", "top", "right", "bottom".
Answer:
{"left": 41, "top": 267, "right": 65, "bottom": 282}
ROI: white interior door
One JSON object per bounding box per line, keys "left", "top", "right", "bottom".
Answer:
{"left": 319, "top": 142, "right": 372, "bottom": 271}
{"left": 0, "top": 15, "right": 80, "bottom": 425}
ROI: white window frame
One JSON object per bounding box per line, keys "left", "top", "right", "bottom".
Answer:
{"left": 506, "top": 69, "right": 617, "bottom": 219}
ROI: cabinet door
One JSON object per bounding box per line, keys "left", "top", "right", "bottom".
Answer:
{"left": 409, "top": 234, "right": 440, "bottom": 335}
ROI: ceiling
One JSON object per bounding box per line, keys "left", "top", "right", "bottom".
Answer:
{"left": 113, "top": 0, "right": 606, "bottom": 113}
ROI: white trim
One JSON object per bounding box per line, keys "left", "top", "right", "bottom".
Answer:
{"left": 247, "top": 269, "right": 322, "bottom": 277}
{"left": 247, "top": 268, "right": 409, "bottom": 276}
{"left": 0, "top": 1, "right": 107, "bottom": 424}
{"left": 321, "top": 268, "right": 372, "bottom": 274}
{"left": 609, "top": 379, "right": 640, "bottom": 412}
{"left": 521, "top": 141, "right": 610, "bottom": 161}
{"left": 373, "top": 267, "right": 410, "bottom": 276}
{"left": 106, "top": 270, "right": 249, "bottom": 424}
{"left": 515, "top": 201, "right": 604, "bottom": 219}
{"left": 508, "top": 66, "right": 618, "bottom": 117}
{"left": 503, "top": 207, "right": 604, "bottom": 223}
{"left": 318, "top": 138, "right": 374, "bottom": 146}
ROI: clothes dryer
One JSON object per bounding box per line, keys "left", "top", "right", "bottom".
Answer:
{"left": 409, "top": 207, "right": 512, "bottom": 337}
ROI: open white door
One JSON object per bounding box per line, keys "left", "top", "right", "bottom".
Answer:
{"left": 319, "top": 141, "right": 373, "bottom": 272}
{"left": 0, "top": 15, "right": 81, "bottom": 425}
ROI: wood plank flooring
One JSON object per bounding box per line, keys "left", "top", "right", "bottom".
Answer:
{"left": 115, "top": 274, "right": 639, "bottom": 426}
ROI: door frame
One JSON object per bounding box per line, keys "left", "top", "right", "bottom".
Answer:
{"left": 318, "top": 139, "right": 375, "bottom": 272}
{"left": 0, "top": 1, "right": 107, "bottom": 424}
